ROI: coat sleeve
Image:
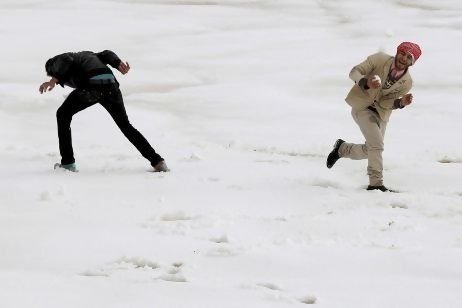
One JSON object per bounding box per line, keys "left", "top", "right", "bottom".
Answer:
{"left": 377, "top": 80, "right": 413, "bottom": 110}
{"left": 349, "top": 52, "right": 384, "bottom": 84}
{"left": 95, "top": 50, "right": 122, "bottom": 69}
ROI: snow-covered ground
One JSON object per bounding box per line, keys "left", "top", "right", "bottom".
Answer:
{"left": 1, "top": 0, "right": 462, "bottom": 307}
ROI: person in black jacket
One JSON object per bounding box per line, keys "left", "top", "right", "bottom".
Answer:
{"left": 39, "top": 50, "right": 169, "bottom": 172}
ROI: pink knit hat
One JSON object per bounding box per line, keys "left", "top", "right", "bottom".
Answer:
{"left": 397, "top": 42, "right": 422, "bottom": 64}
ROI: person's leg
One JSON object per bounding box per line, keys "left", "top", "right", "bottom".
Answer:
{"left": 56, "top": 89, "right": 99, "bottom": 165}
{"left": 339, "top": 109, "right": 386, "bottom": 186}
{"left": 99, "top": 88, "right": 164, "bottom": 166}
{"left": 338, "top": 109, "right": 369, "bottom": 161}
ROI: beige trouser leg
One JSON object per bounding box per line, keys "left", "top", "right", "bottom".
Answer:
{"left": 338, "top": 109, "right": 387, "bottom": 186}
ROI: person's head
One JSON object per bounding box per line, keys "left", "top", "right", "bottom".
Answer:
{"left": 395, "top": 42, "right": 422, "bottom": 70}
{"left": 45, "top": 57, "right": 56, "bottom": 77}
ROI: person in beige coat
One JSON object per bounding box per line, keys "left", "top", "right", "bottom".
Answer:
{"left": 326, "top": 42, "right": 422, "bottom": 192}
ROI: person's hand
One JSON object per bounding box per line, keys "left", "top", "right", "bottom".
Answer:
{"left": 118, "top": 61, "right": 130, "bottom": 74}
{"left": 39, "top": 78, "right": 57, "bottom": 94}
{"left": 400, "top": 93, "right": 413, "bottom": 106}
{"left": 367, "top": 75, "right": 381, "bottom": 89}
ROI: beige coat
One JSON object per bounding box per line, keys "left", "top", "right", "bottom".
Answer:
{"left": 345, "top": 52, "right": 412, "bottom": 122}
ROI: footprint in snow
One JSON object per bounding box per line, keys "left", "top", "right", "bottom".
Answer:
{"left": 438, "top": 157, "right": 462, "bottom": 164}
{"left": 80, "top": 256, "right": 160, "bottom": 278}
{"left": 206, "top": 245, "right": 239, "bottom": 257}
{"left": 172, "top": 261, "right": 184, "bottom": 268}
{"left": 80, "top": 269, "right": 110, "bottom": 277}
{"left": 117, "top": 256, "right": 160, "bottom": 269}
{"left": 159, "top": 262, "right": 187, "bottom": 283}
{"left": 257, "top": 282, "right": 283, "bottom": 291}
{"left": 299, "top": 295, "right": 317, "bottom": 304}
{"left": 256, "top": 282, "right": 317, "bottom": 304}
{"left": 81, "top": 257, "right": 189, "bottom": 282}
{"left": 209, "top": 234, "right": 230, "bottom": 243}
{"left": 159, "top": 273, "right": 187, "bottom": 282}
{"left": 390, "top": 202, "right": 408, "bottom": 209}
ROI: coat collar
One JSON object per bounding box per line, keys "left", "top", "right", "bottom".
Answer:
{"left": 382, "top": 57, "right": 410, "bottom": 90}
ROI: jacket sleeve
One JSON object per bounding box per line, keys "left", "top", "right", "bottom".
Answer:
{"left": 349, "top": 52, "right": 385, "bottom": 84}
{"left": 96, "top": 50, "right": 122, "bottom": 69}
{"left": 377, "top": 80, "right": 413, "bottom": 110}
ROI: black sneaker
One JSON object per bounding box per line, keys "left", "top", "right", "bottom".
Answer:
{"left": 326, "top": 139, "right": 345, "bottom": 169}
{"left": 366, "top": 185, "right": 397, "bottom": 193}
{"left": 152, "top": 160, "right": 170, "bottom": 172}
{"left": 54, "top": 162, "right": 78, "bottom": 172}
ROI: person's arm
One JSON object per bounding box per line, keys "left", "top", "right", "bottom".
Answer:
{"left": 39, "top": 77, "right": 58, "bottom": 94}
{"left": 96, "top": 50, "right": 130, "bottom": 75}
{"left": 349, "top": 53, "right": 382, "bottom": 90}
{"left": 393, "top": 93, "right": 413, "bottom": 109}
{"left": 357, "top": 75, "right": 381, "bottom": 90}
{"left": 96, "top": 50, "right": 122, "bottom": 68}
{"left": 377, "top": 81, "right": 413, "bottom": 110}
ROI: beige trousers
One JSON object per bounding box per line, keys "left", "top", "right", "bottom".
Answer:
{"left": 338, "top": 109, "right": 388, "bottom": 186}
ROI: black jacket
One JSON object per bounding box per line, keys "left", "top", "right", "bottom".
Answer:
{"left": 45, "top": 50, "right": 122, "bottom": 88}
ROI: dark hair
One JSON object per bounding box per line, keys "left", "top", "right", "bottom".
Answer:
{"left": 45, "top": 57, "right": 54, "bottom": 76}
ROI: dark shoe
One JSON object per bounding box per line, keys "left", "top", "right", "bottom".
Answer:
{"left": 326, "top": 139, "right": 345, "bottom": 169}
{"left": 54, "top": 162, "right": 78, "bottom": 172}
{"left": 366, "top": 185, "right": 396, "bottom": 192}
{"left": 152, "top": 160, "right": 170, "bottom": 172}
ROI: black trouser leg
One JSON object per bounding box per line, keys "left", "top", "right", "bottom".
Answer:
{"left": 56, "top": 89, "right": 98, "bottom": 165}
{"left": 100, "top": 88, "right": 164, "bottom": 165}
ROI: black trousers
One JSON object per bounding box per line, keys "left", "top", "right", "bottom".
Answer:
{"left": 56, "top": 84, "right": 163, "bottom": 165}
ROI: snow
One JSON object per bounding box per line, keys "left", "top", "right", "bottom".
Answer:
{"left": 1, "top": 0, "right": 462, "bottom": 307}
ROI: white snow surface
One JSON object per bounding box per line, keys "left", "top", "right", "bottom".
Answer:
{"left": 1, "top": 0, "right": 462, "bottom": 307}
